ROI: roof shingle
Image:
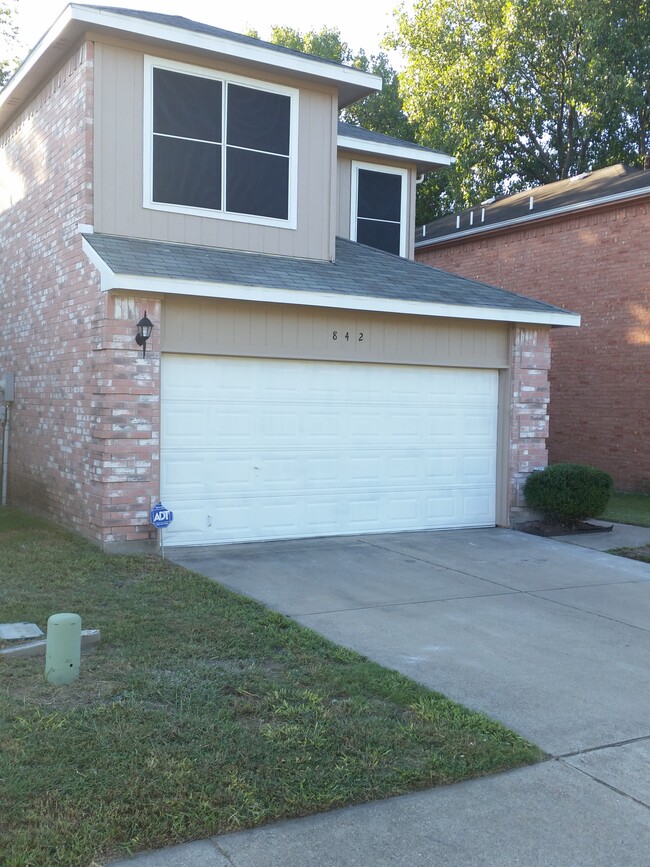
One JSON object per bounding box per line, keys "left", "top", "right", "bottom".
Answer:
{"left": 83, "top": 233, "right": 571, "bottom": 316}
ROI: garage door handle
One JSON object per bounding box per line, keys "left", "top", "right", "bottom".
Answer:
{"left": 207, "top": 515, "right": 212, "bottom": 527}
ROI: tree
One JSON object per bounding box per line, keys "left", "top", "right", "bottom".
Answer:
{"left": 0, "top": 1, "right": 19, "bottom": 89}
{"left": 343, "top": 50, "right": 415, "bottom": 141}
{"left": 584, "top": 0, "right": 650, "bottom": 167}
{"left": 390, "top": 0, "right": 650, "bottom": 220}
{"left": 250, "top": 25, "right": 414, "bottom": 141}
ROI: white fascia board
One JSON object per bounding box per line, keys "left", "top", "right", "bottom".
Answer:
{"left": 416, "top": 184, "right": 650, "bottom": 248}
{"left": 82, "top": 236, "right": 115, "bottom": 288}
{"left": 1, "top": 5, "right": 381, "bottom": 125}
{"left": 0, "top": 5, "right": 75, "bottom": 121}
{"left": 69, "top": 5, "right": 380, "bottom": 89}
{"left": 338, "top": 135, "right": 455, "bottom": 169}
{"left": 85, "top": 256, "right": 580, "bottom": 328}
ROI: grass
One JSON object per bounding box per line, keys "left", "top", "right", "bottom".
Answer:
{"left": 608, "top": 546, "right": 650, "bottom": 564}
{"left": 0, "top": 508, "right": 543, "bottom": 866}
{"left": 600, "top": 491, "right": 650, "bottom": 527}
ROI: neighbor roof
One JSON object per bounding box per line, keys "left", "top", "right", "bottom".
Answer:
{"left": 417, "top": 164, "right": 650, "bottom": 246}
{"left": 82, "top": 233, "right": 578, "bottom": 327}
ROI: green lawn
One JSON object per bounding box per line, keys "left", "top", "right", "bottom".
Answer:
{"left": 601, "top": 491, "right": 650, "bottom": 527}
{"left": 0, "top": 508, "right": 542, "bottom": 866}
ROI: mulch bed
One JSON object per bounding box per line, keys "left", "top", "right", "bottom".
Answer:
{"left": 515, "top": 520, "right": 613, "bottom": 538}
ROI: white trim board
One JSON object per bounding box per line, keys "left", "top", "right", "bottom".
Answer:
{"left": 338, "top": 135, "right": 454, "bottom": 170}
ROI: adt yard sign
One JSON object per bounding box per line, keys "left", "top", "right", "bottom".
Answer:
{"left": 150, "top": 503, "right": 173, "bottom": 529}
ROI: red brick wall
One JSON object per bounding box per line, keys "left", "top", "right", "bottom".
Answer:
{"left": 0, "top": 45, "right": 161, "bottom": 548}
{"left": 417, "top": 203, "right": 650, "bottom": 492}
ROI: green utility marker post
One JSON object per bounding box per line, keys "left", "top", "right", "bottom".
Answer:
{"left": 45, "top": 613, "right": 81, "bottom": 685}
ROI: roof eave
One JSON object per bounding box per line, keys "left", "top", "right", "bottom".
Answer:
{"left": 81, "top": 238, "right": 580, "bottom": 328}
{"left": 337, "top": 134, "right": 455, "bottom": 171}
{"left": 0, "top": 4, "right": 381, "bottom": 130}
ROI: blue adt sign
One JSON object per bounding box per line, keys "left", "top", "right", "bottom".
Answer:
{"left": 150, "top": 503, "right": 173, "bottom": 529}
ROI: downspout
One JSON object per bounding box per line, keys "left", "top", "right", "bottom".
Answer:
{"left": 1, "top": 372, "right": 14, "bottom": 506}
{"left": 1, "top": 404, "right": 9, "bottom": 506}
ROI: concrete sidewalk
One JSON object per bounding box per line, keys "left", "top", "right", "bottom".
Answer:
{"left": 109, "top": 525, "right": 650, "bottom": 866}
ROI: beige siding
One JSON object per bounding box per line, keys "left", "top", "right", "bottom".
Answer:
{"left": 161, "top": 297, "right": 510, "bottom": 368}
{"left": 337, "top": 152, "right": 416, "bottom": 258}
{"left": 93, "top": 41, "right": 336, "bottom": 260}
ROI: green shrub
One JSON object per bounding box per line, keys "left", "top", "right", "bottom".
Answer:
{"left": 523, "top": 463, "right": 613, "bottom": 526}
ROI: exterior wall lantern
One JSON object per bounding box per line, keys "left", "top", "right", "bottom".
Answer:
{"left": 135, "top": 312, "right": 154, "bottom": 358}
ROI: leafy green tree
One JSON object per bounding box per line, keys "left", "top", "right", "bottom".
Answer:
{"left": 584, "top": 0, "right": 650, "bottom": 167}
{"left": 344, "top": 50, "right": 416, "bottom": 141}
{"left": 390, "top": 0, "right": 650, "bottom": 219}
{"left": 0, "top": 1, "right": 18, "bottom": 88}
{"left": 250, "top": 25, "right": 414, "bottom": 141}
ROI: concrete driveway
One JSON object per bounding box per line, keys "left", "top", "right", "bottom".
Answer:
{"left": 157, "top": 528, "right": 650, "bottom": 866}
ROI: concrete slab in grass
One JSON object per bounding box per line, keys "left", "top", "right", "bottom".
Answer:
{"left": 169, "top": 537, "right": 509, "bottom": 616}
{"left": 0, "top": 622, "right": 44, "bottom": 640}
{"left": 215, "top": 761, "right": 650, "bottom": 867}
{"left": 296, "top": 591, "right": 650, "bottom": 755}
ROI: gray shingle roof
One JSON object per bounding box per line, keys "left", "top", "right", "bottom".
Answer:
{"left": 417, "top": 164, "right": 650, "bottom": 244}
{"left": 83, "top": 233, "right": 570, "bottom": 316}
{"left": 91, "top": 6, "right": 360, "bottom": 71}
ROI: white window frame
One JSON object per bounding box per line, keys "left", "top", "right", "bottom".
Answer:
{"left": 350, "top": 160, "right": 408, "bottom": 258}
{"left": 143, "top": 55, "right": 299, "bottom": 229}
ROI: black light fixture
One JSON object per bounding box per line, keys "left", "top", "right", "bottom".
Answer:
{"left": 135, "top": 311, "right": 154, "bottom": 358}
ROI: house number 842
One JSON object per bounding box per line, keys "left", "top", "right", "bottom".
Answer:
{"left": 332, "top": 331, "right": 363, "bottom": 341}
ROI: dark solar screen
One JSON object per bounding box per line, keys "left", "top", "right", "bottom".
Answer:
{"left": 356, "top": 218, "right": 401, "bottom": 256}
{"left": 227, "top": 85, "right": 291, "bottom": 154}
{"left": 357, "top": 169, "right": 402, "bottom": 221}
{"left": 153, "top": 68, "right": 222, "bottom": 142}
{"left": 226, "top": 149, "right": 289, "bottom": 219}
{"left": 153, "top": 137, "right": 221, "bottom": 210}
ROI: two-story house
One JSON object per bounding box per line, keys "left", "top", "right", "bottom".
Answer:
{"left": 0, "top": 4, "right": 578, "bottom": 551}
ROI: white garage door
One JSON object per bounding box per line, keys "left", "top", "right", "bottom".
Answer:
{"left": 161, "top": 355, "right": 498, "bottom": 546}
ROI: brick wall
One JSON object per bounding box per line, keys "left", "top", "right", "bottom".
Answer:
{"left": 417, "top": 203, "right": 650, "bottom": 492}
{"left": 0, "top": 44, "right": 161, "bottom": 548}
{"left": 509, "top": 327, "right": 551, "bottom": 522}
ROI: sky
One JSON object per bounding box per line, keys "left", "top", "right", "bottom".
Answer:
{"left": 13, "top": 0, "right": 412, "bottom": 64}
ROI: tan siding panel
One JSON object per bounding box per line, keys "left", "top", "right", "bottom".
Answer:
{"left": 93, "top": 42, "right": 334, "bottom": 260}
{"left": 337, "top": 154, "right": 352, "bottom": 238}
{"left": 161, "top": 298, "right": 510, "bottom": 368}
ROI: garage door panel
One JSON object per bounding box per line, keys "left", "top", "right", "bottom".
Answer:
{"left": 161, "top": 356, "right": 498, "bottom": 545}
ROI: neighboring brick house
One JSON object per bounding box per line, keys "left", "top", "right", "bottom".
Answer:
{"left": 416, "top": 164, "right": 650, "bottom": 492}
{"left": 0, "top": 5, "right": 576, "bottom": 551}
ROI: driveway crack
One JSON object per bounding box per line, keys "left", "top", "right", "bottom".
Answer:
{"left": 294, "top": 589, "right": 516, "bottom": 617}
{"left": 558, "top": 758, "right": 650, "bottom": 810}
{"left": 556, "top": 732, "right": 650, "bottom": 759}
{"left": 527, "top": 592, "right": 650, "bottom": 634}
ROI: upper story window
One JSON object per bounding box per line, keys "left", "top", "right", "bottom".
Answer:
{"left": 144, "top": 57, "right": 298, "bottom": 228}
{"left": 350, "top": 161, "right": 407, "bottom": 257}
